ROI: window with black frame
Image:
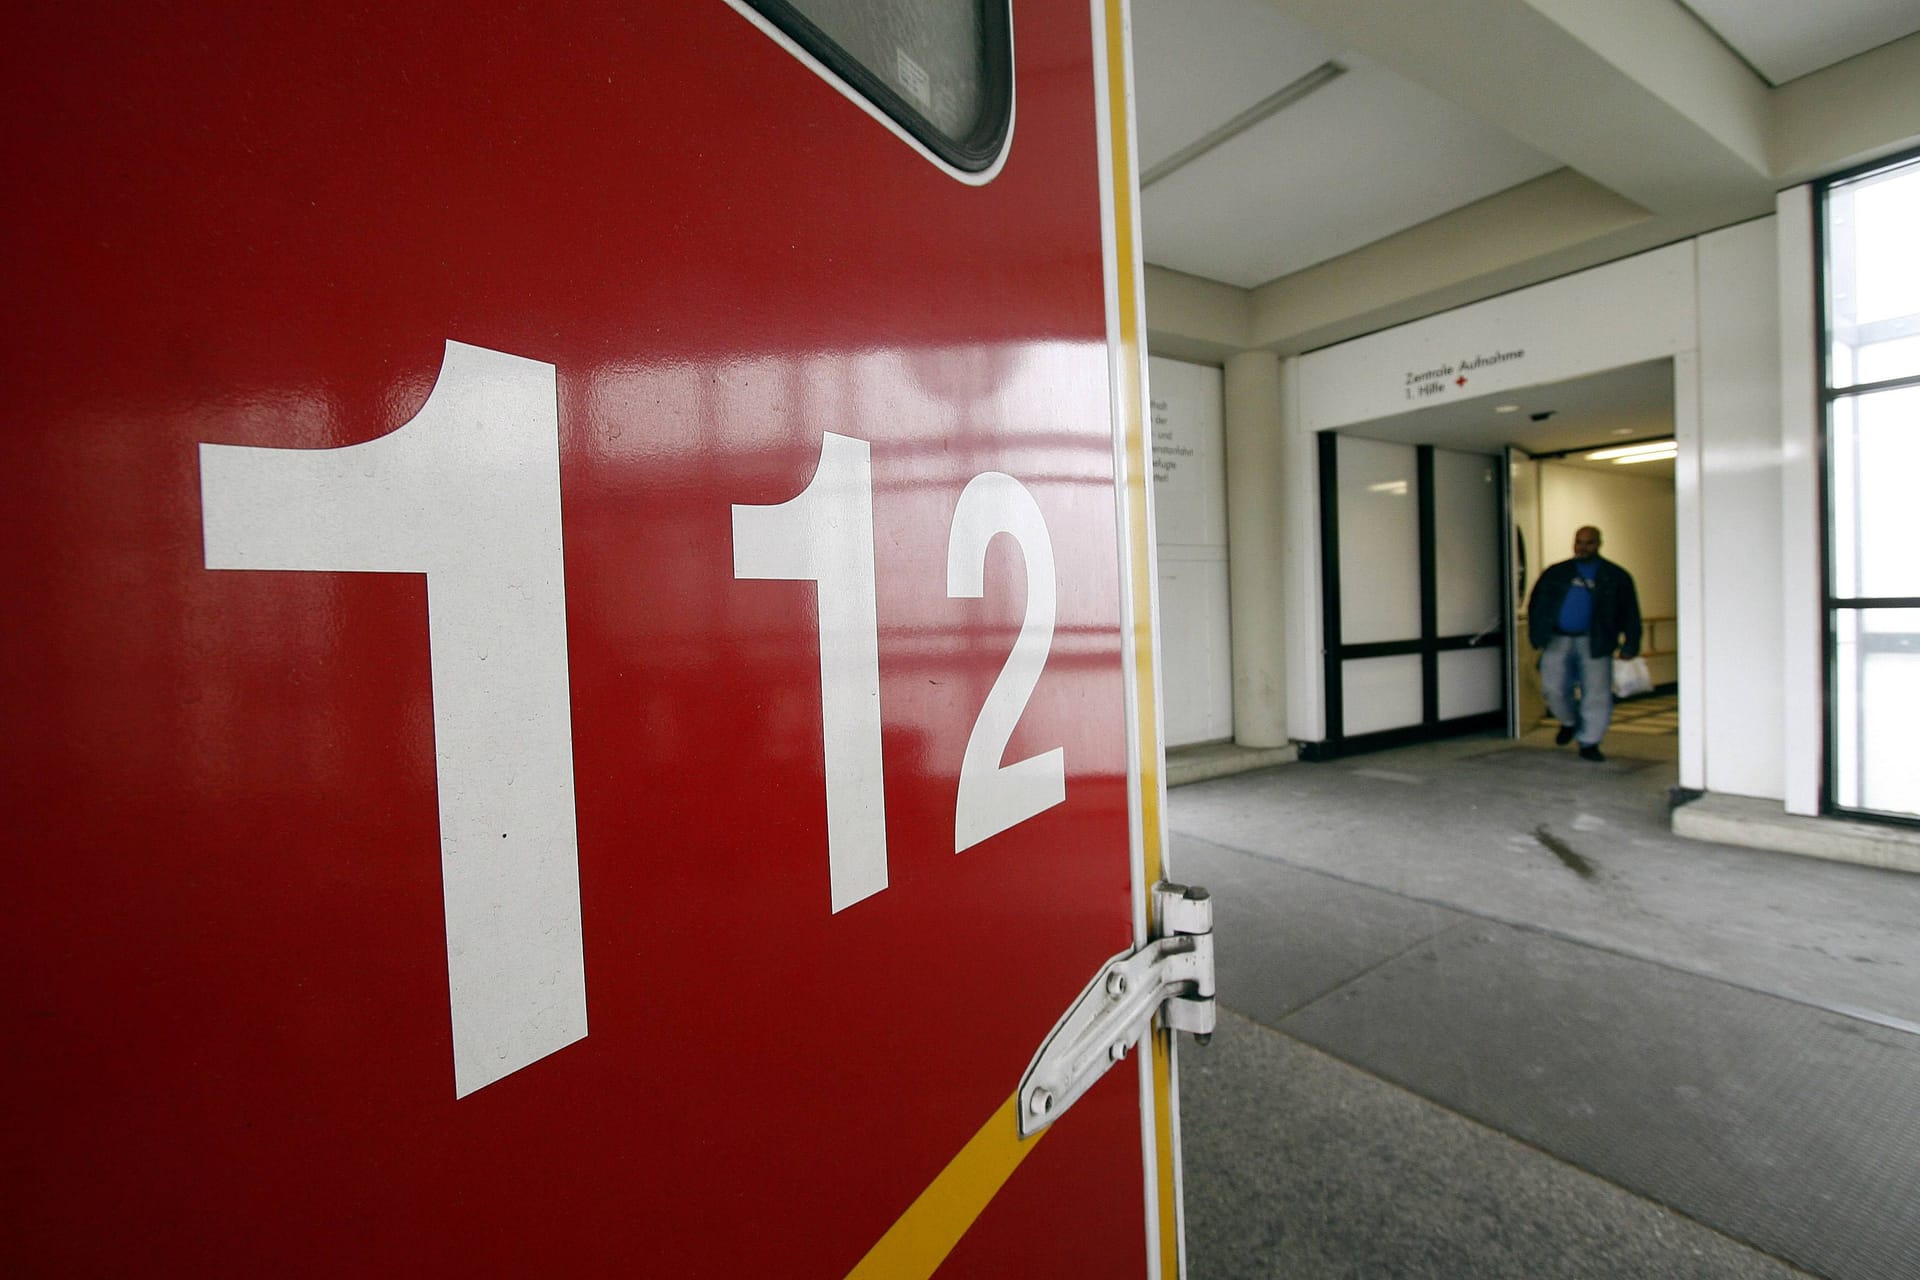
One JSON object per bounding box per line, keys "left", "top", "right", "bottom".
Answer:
{"left": 1820, "top": 151, "right": 1920, "bottom": 822}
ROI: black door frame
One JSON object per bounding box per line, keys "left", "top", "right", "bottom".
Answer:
{"left": 1308, "top": 432, "right": 1507, "bottom": 760}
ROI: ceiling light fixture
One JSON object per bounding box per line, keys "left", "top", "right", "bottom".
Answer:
{"left": 1612, "top": 447, "right": 1677, "bottom": 465}
{"left": 1585, "top": 440, "right": 1675, "bottom": 461}
{"left": 1495, "top": 404, "right": 1519, "bottom": 413}
{"left": 1140, "top": 61, "right": 1347, "bottom": 189}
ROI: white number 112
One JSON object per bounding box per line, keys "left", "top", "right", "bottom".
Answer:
{"left": 733, "top": 434, "right": 1065, "bottom": 911}
{"left": 199, "top": 351, "right": 1068, "bottom": 1095}
{"left": 200, "top": 341, "right": 587, "bottom": 1099}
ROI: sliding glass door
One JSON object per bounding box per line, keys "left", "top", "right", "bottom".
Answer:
{"left": 1316, "top": 434, "right": 1505, "bottom": 755}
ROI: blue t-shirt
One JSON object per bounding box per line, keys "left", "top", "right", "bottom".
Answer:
{"left": 1555, "top": 561, "right": 1599, "bottom": 634}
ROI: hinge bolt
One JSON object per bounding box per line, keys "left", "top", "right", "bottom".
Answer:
{"left": 1027, "top": 1086, "right": 1054, "bottom": 1118}
{"left": 1105, "top": 969, "right": 1129, "bottom": 998}
{"left": 1109, "top": 1040, "right": 1128, "bottom": 1062}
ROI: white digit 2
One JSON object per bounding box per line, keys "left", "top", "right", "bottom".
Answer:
{"left": 199, "top": 340, "right": 587, "bottom": 1099}
{"left": 731, "top": 432, "right": 890, "bottom": 913}
{"left": 733, "top": 438, "right": 1065, "bottom": 896}
{"left": 947, "top": 472, "right": 1065, "bottom": 852}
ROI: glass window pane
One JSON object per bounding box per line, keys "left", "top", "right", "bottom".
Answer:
{"left": 1828, "top": 384, "right": 1920, "bottom": 599}
{"left": 1832, "top": 608, "right": 1920, "bottom": 818}
{"left": 1335, "top": 437, "right": 1420, "bottom": 644}
{"left": 747, "top": 1, "right": 1011, "bottom": 171}
{"left": 1858, "top": 333, "right": 1920, "bottom": 385}
{"left": 1437, "top": 647, "right": 1502, "bottom": 720}
{"left": 1342, "top": 654, "right": 1422, "bottom": 736}
{"left": 1431, "top": 448, "right": 1501, "bottom": 638}
{"left": 1824, "top": 156, "right": 1920, "bottom": 389}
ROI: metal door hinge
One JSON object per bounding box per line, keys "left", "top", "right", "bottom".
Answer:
{"left": 1016, "top": 882, "right": 1215, "bottom": 1137}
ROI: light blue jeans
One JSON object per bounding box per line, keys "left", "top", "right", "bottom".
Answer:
{"left": 1540, "top": 633, "right": 1613, "bottom": 748}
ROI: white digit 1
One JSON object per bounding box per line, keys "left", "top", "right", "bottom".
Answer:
{"left": 947, "top": 473, "right": 1064, "bottom": 852}
{"left": 731, "top": 432, "right": 889, "bottom": 913}
{"left": 199, "top": 340, "right": 587, "bottom": 1099}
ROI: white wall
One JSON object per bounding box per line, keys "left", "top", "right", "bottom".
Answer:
{"left": 1335, "top": 437, "right": 1421, "bottom": 645}
{"left": 1285, "top": 240, "right": 1700, "bottom": 758}
{"left": 1327, "top": 439, "right": 1504, "bottom": 738}
{"left": 1280, "top": 219, "right": 1803, "bottom": 801}
{"left": 1433, "top": 447, "right": 1504, "bottom": 642}
{"left": 1296, "top": 244, "right": 1697, "bottom": 431}
{"left": 1777, "top": 187, "right": 1823, "bottom": 815}
{"left": 1335, "top": 437, "right": 1423, "bottom": 736}
{"left": 1148, "top": 356, "right": 1234, "bottom": 746}
{"left": 1538, "top": 463, "right": 1679, "bottom": 687}
{"left": 1433, "top": 447, "right": 1506, "bottom": 721}
{"left": 1696, "top": 218, "right": 1785, "bottom": 801}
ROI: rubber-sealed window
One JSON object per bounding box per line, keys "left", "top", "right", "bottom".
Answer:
{"left": 746, "top": 1, "right": 1013, "bottom": 173}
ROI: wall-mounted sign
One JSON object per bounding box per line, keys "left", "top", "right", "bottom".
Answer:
{"left": 1147, "top": 361, "right": 1229, "bottom": 549}
{"left": 1151, "top": 395, "right": 1193, "bottom": 483}
{"left": 1403, "top": 347, "right": 1527, "bottom": 401}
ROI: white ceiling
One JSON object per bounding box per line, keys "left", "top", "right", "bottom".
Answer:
{"left": 1131, "top": 1, "right": 1918, "bottom": 445}
{"left": 1132, "top": 0, "right": 1339, "bottom": 172}
{"left": 1133, "top": 0, "right": 1920, "bottom": 294}
{"left": 1140, "top": 54, "right": 1561, "bottom": 287}
{"left": 1680, "top": 0, "right": 1920, "bottom": 85}
{"left": 1134, "top": 0, "right": 1560, "bottom": 288}
{"left": 1336, "top": 358, "right": 1676, "bottom": 469}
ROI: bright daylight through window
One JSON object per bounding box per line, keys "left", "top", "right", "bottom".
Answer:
{"left": 1823, "top": 153, "right": 1920, "bottom": 821}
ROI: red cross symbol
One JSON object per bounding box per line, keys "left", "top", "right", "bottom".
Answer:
{"left": 1456, "top": 375, "right": 1468, "bottom": 387}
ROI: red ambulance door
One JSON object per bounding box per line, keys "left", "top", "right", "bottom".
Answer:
{"left": 2, "top": 3, "right": 1193, "bottom": 1274}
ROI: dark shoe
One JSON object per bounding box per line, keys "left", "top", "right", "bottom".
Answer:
{"left": 1555, "top": 724, "right": 1577, "bottom": 745}
{"left": 1579, "top": 744, "right": 1606, "bottom": 762}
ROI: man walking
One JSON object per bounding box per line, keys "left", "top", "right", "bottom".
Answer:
{"left": 1527, "top": 525, "right": 1641, "bottom": 762}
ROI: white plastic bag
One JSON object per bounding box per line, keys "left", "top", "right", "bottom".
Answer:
{"left": 1612, "top": 655, "right": 1653, "bottom": 699}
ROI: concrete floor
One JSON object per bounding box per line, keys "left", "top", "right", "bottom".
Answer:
{"left": 1171, "top": 713, "right": 1920, "bottom": 1279}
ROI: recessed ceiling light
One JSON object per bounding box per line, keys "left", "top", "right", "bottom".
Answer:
{"left": 1611, "top": 427, "right": 1634, "bottom": 436}
{"left": 1495, "top": 404, "right": 1519, "bottom": 413}
{"left": 1586, "top": 440, "right": 1676, "bottom": 461}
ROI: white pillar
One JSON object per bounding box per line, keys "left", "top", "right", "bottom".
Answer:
{"left": 1224, "top": 350, "right": 1289, "bottom": 747}
{"left": 1776, "top": 187, "right": 1823, "bottom": 815}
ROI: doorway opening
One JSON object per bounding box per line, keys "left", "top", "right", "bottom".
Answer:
{"left": 1312, "top": 358, "right": 1678, "bottom": 761}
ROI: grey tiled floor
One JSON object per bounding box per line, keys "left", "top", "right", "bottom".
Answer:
{"left": 1172, "top": 730, "right": 1920, "bottom": 1279}
{"left": 1181, "top": 1010, "right": 1817, "bottom": 1280}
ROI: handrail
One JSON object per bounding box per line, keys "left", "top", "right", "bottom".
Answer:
{"left": 1641, "top": 615, "right": 1675, "bottom": 657}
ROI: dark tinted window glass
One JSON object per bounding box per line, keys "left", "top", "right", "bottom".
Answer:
{"left": 748, "top": 1, "right": 1012, "bottom": 173}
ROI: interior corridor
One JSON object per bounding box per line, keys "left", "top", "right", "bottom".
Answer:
{"left": 1171, "top": 720, "right": 1920, "bottom": 1279}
